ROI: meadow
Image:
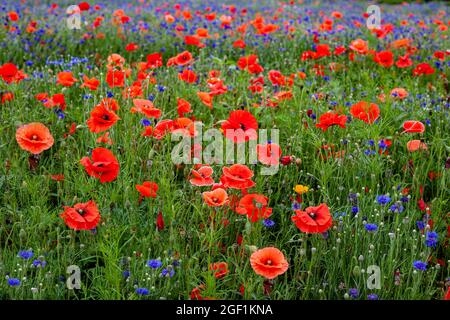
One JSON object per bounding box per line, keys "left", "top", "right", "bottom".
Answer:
{"left": 0, "top": 0, "right": 449, "bottom": 300}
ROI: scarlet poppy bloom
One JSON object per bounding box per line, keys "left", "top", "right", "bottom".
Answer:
{"left": 1, "top": 92, "right": 14, "bottom": 104}
{"left": 0, "top": 63, "right": 18, "bottom": 83}
{"left": 221, "top": 110, "right": 258, "bottom": 143}
{"left": 190, "top": 166, "right": 214, "bottom": 186}
{"left": 96, "top": 132, "right": 113, "bottom": 145}
{"left": 172, "top": 117, "right": 197, "bottom": 137}
{"left": 257, "top": 143, "right": 282, "bottom": 165}
{"left": 203, "top": 188, "right": 229, "bottom": 207}
{"left": 78, "top": 2, "right": 90, "bottom": 11}
{"left": 175, "top": 51, "right": 193, "bottom": 66}
{"left": 407, "top": 140, "right": 427, "bottom": 152}
{"left": 125, "top": 42, "right": 139, "bottom": 51}
{"left": 16, "top": 122, "right": 54, "bottom": 154}
{"left": 197, "top": 91, "right": 213, "bottom": 109}
{"left": 56, "top": 71, "right": 78, "bottom": 86}
{"left": 87, "top": 104, "right": 120, "bottom": 133}
{"left": 292, "top": 203, "right": 332, "bottom": 233}
{"left": 395, "top": 54, "right": 413, "bottom": 68}
{"left": 444, "top": 287, "right": 450, "bottom": 300}
{"left": 374, "top": 51, "right": 394, "bottom": 67}
{"left": 350, "top": 101, "right": 380, "bottom": 124}
{"left": 236, "top": 194, "right": 272, "bottom": 222}
{"left": 80, "top": 147, "right": 120, "bottom": 183}
{"left": 8, "top": 11, "right": 19, "bottom": 21}
{"left": 136, "top": 181, "right": 158, "bottom": 198}
{"left": 250, "top": 247, "right": 289, "bottom": 280}
{"left": 131, "top": 99, "right": 161, "bottom": 118}
{"left": 412, "top": 63, "right": 435, "bottom": 76}
{"left": 390, "top": 88, "right": 409, "bottom": 99}
{"left": 209, "top": 262, "right": 228, "bottom": 279}
{"left": 60, "top": 200, "right": 100, "bottom": 231}
{"left": 99, "top": 97, "right": 120, "bottom": 111}
{"left": 156, "top": 211, "right": 164, "bottom": 231}
{"left": 146, "top": 53, "right": 163, "bottom": 68}
{"left": 184, "top": 35, "right": 205, "bottom": 48}
{"left": 403, "top": 120, "right": 425, "bottom": 133}
{"left": 349, "top": 39, "right": 368, "bottom": 54}
{"left": 107, "top": 53, "right": 125, "bottom": 68}
{"left": 177, "top": 98, "right": 193, "bottom": 117}
{"left": 80, "top": 75, "right": 100, "bottom": 91}
{"left": 233, "top": 39, "right": 246, "bottom": 48}
{"left": 178, "top": 69, "right": 198, "bottom": 83}
{"left": 152, "top": 119, "right": 175, "bottom": 139}
{"left": 315, "top": 112, "right": 347, "bottom": 131}
{"left": 106, "top": 69, "right": 125, "bottom": 87}
{"left": 220, "top": 164, "right": 255, "bottom": 190}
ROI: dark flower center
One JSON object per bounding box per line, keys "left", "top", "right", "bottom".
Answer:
{"left": 78, "top": 209, "right": 85, "bottom": 215}
{"left": 309, "top": 212, "right": 317, "bottom": 220}
{"left": 102, "top": 114, "right": 110, "bottom": 121}
{"left": 239, "top": 123, "right": 246, "bottom": 130}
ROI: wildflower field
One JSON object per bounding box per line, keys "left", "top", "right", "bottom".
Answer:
{"left": 0, "top": 0, "right": 449, "bottom": 301}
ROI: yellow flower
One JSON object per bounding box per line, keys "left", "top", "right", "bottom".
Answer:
{"left": 293, "top": 184, "right": 309, "bottom": 194}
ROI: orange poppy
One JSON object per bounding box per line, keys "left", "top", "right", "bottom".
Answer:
{"left": 56, "top": 71, "right": 78, "bottom": 86}
{"left": 315, "top": 112, "right": 347, "bottom": 131}
{"left": 390, "top": 88, "right": 409, "bottom": 99}
{"left": 197, "top": 91, "right": 213, "bottom": 109}
{"left": 209, "top": 262, "right": 228, "bottom": 279}
{"left": 407, "top": 140, "right": 427, "bottom": 152}
{"left": 257, "top": 143, "right": 282, "bottom": 165}
{"left": 220, "top": 164, "right": 255, "bottom": 190}
{"left": 175, "top": 51, "right": 193, "bottom": 66}
{"left": 374, "top": 51, "right": 394, "bottom": 68}
{"left": 403, "top": 120, "right": 425, "bottom": 133}
{"left": 349, "top": 39, "right": 368, "bottom": 54}
{"left": 190, "top": 166, "right": 214, "bottom": 186}
{"left": 131, "top": 99, "right": 162, "bottom": 118}
{"left": 250, "top": 247, "right": 289, "bottom": 279}
{"left": 350, "top": 101, "right": 380, "bottom": 124}
{"left": 87, "top": 104, "right": 120, "bottom": 133}
{"left": 80, "top": 147, "right": 120, "bottom": 183}
{"left": 136, "top": 181, "right": 158, "bottom": 198}
{"left": 60, "top": 200, "right": 100, "bottom": 230}
{"left": 106, "top": 69, "right": 125, "bottom": 87}
{"left": 221, "top": 110, "right": 258, "bottom": 143}
{"left": 236, "top": 194, "right": 272, "bottom": 222}
{"left": 202, "top": 188, "right": 229, "bottom": 207}
{"left": 80, "top": 75, "right": 100, "bottom": 91}
{"left": 16, "top": 122, "right": 54, "bottom": 154}
{"left": 178, "top": 69, "right": 198, "bottom": 83}
{"left": 177, "top": 98, "right": 193, "bottom": 117}
{"left": 292, "top": 203, "right": 332, "bottom": 233}
{"left": 99, "top": 98, "right": 120, "bottom": 111}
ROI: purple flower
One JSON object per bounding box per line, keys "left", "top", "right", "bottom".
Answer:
{"left": 147, "top": 259, "right": 163, "bottom": 269}
{"left": 413, "top": 260, "right": 427, "bottom": 271}
{"left": 135, "top": 288, "right": 149, "bottom": 295}
{"left": 18, "top": 250, "right": 33, "bottom": 260}
{"left": 349, "top": 288, "right": 358, "bottom": 299}
{"left": 365, "top": 223, "right": 378, "bottom": 232}
{"left": 376, "top": 195, "right": 391, "bottom": 205}
{"left": 8, "top": 278, "right": 21, "bottom": 287}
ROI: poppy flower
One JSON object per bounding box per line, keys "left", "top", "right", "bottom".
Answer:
{"left": 444, "top": 287, "right": 450, "bottom": 300}
{"left": 125, "top": 42, "right": 139, "bottom": 51}
{"left": 209, "top": 262, "right": 228, "bottom": 279}
{"left": 292, "top": 203, "right": 332, "bottom": 233}
{"left": 178, "top": 69, "right": 198, "bottom": 83}
{"left": 156, "top": 211, "right": 164, "bottom": 231}
{"left": 236, "top": 194, "right": 272, "bottom": 222}
{"left": 131, "top": 99, "right": 162, "bottom": 118}
{"left": 152, "top": 119, "right": 175, "bottom": 139}
{"left": 197, "top": 91, "right": 213, "bottom": 109}
{"left": 60, "top": 200, "right": 100, "bottom": 231}
{"left": 146, "top": 53, "right": 163, "bottom": 68}
{"left": 174, "top": 51, "right": 193, "bottom": 66}
{"left": 78, "top": 2, "right": 90, "bottom": 11}
{"left": 220, "top": 164, "right": 255, "bottom": 190}
{"left": 221, "top": 110, "right": 258, "bottom": 143}
{"left": 96, "top": 132, "right": 113, "bottom": 145}
{"left": 412, "top": 63, "right": 435, "bottom": 76}
{"left": 1, "top": 92, "right": 14, "bottom": 104}
{"left": 202, "top": 188, "right": 229, "bottom": 207}
{"left": 177, "top": 98, "right": 193, "bottom": 117}
{"left": 99, "top": 98, "right": 120, "bottom": 111}
{"left": 80, "top": 75, "right": 100, "bottom": 91}
{"left": 374, "top": 51, "right": 394, "bottom": 68}
{"left": 184, "top": 35, "right": 205, "bottom": 48}
{"left": 407, "top": 140, "right": 427, "bottom": 152}
{"left": 257, "top": 143, "right": 282, "bottom": 165}
{"left": 172, "top": 117, "right": 197, "bottom": 137}
{"left": 87, "top": 104, "right": 120, "bottom": 133}
{"left": 403, "top": 120, "right": 425, "bottom": 133}
{"left": 0, "top": 63, "right": 18, "bottom": 83}
{"left": 190, "top": 166, "right": 214, "bottom": 186}
{"left": 106, "top": 69, "right": 125, "bottom": 87}
{"left": 8, "top": 11, "right": 19, "bottom": 21}
{"left": 16, "top": 122, "right": 54, "bottom": 154}
{"left": 350, "top": 101, "right": 380, "bottom": 124}
{"left": 80, "top": 147, "right": 120, "bottom": 183}
{"left": 250, "top": 247, "right": 289, "bottom": 280}
{"left": 315, "top": 112, "right": 347, "bottom": 132}
{"left": 136, "top": 181, "right": 158, "bottom": 198}
{"left": 56, "top": 71, "right": 78, "bottom": 86}
{"left": 395, "top": 54, "right": 413, "bottom": 68}
{"left": 349, "top": 39, "right": 368, "bottom": 54}
{"left": 233, "top": 39, "right": 246, "bottom": 48}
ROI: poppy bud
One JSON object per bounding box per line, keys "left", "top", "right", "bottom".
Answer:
{"left": 295, "top": 158, "right": 302, "bottom": 166}
{"left": 280, "top": 155, "right": 292, "bottom": 165}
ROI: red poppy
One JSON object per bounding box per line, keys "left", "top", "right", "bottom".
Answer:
{"left": 184, "top": 35, "right": 205, "bottom": 48}
{"left": 292, "top": 203, "right": 332, "bottom": 233}
{"left": 395, "top": 54, "right": 413, "bottom": 68}
{"left": 60, "top": 200, "right": 100, "bottom": 230}
{"left": 209, "top": 262, "right": 228, "bottom": 279}
{"left": 136, "top": 181, "right": 158, "bottom": 198}
{"left": 146, "top": 52, "right": 163, "bottom": 69}
{"left": 221, "top": 110, "right": 258, "bottom": 143}
{"left": 156, "top": 211, "right": 164, "bottom": 231}
{"left": 315, "top": 112, "right": 347, "bottom": 131}
{"left": 1, "top": 92, "right": 14, "bottom": 104}
{"left": 178, "top": 69, "right": 198, "bottom": 83}
{"left": 80, "top": 75, "right": 100, "bottom": 91}
{"left": 96, "top": 132, "right": 113, "bottom": 145}
{"left": 190, "top": 166, "right": 214, "bottom": 186}
{"left": 177, "top": 98, "right": 193, "bottom": 117}
{"left": 174, "top": 51, "right": 193, "bottom": 66}
{"left": 374, "top": 51, "right": 394, "bottom": 68}
{"left": 349, "top": 39, "right": 368, "bottom": 54}
{"left": 197, "top": 91, "right": 213, "bottom": 109}
{"left": 8, "top": 11, "right": 19, "bottom": 21}
{"left": 412, "top": 63, "right": 435, "bottom": 76}
{"left": 80, "top": 147, "right": 120, "bottom": 183}
{"left": 444, "top": 287, "right": 450, "bottom": 300}
{"left": 407, "top": 140, "right": 427, "bottom": 152}
{"left": 125, "top": 42, "right": 139, "bottom": 51}
{"left": 220, "top": 164, "right": 255, "bottom": 190}
{"left": 403, "top": 120, "right": 425, "bottom": 133}
{"left": 78, "top": 2, "right": 90, "bottom": 11}
{"left": 350, "top": 101, "right": 380, "bottom": 124}
{"left": 203, "top": 188, "right": 229, "bottom": 207}
{"left": 237, "top": 54, "right": 264, "bottom": 74}
{"left": 87, "top": 104, "right": 120, "bottom": 133}
{"left": 233, "top": 39, "right": 246, "bottom": 48}
{"left": 236, "top": 194, "right": 272, "bottom": 222}
{"left": 106, "top": 69, "right": 125, "bottom": 87}
{"left": 0, "top": 63, "right": 18, "bottom": 83}
{"left": 16, "top": 122, "right": 54, "bottom": 154}
{"left": 257, "top": 143, "right": 282, "bottom": 165}
{"left": 131, "top": 99, "right": 161, "bottom": 118}
{"left": 250, "top": 247, "right": 289, "bottom": 280}
{"left": 56, "top": 71, "right": 78, "bottom": 86}
{"left": 99, "top": 98, "right": 120, "bottom": 111}
{"left": 268, "top": 70, "right": 285, "bottom": 86}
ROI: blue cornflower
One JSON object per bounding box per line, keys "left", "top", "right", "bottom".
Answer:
{"left": 292, "top": 202, "right": 301, "bottom": 210}
{"left": 351, "top": 206, "right": 359, "bottom": 214}
{"left": 135, "top": 288, "right": 149, "bottom": 295}
{"left": 107, "top": 91, "right": 114, "bottom": 98}
{"left": 157, "top": 85, "right": 165, "bottom": 92}
{"left": 147, "top": 259, "right": 163, "bottom": 269}
{"left": 262, "top": 219, "right": 275, "bottom": 228}
{"left": 122, "top": 270, "right": 130, "bottom": 278}
{"left": 32, "top": 259, "right": 47, "bottom": 268}
{"left": 413, "top": 260, "right": 427, "bottom": 271}
{"left": 367, "top": 293, "right": 379, "bottom": 300}
{"left": 141, "top": 118, "right": 151, "bottom": 126}
{"left": 349, "top": 288, "right": 358, "bottom": 299}
{"left": 365, "top": 223, "right": 378, "bottom": 232}
{"left": 148, "top": 94, "right": 155, "bottom": 101}
{"left": 376, "top": 195, "right": 391, "bottom": 205}
{"left": 8, "top": 278, "right": 21, "bottom": 287}
{"left": 425, "top": 231, "right": 438, "bottom": 248}
{"left": 416, "top": 220, "right": 425, "bottom": 230}
{"left": 389, "top": 203, "right": 404, "bottom": 213}
{"left": 160, "top": 268, "right": 175, "bottom": 278}
{"left": 18, "top": 250, "right": 33, "bottom": 260}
